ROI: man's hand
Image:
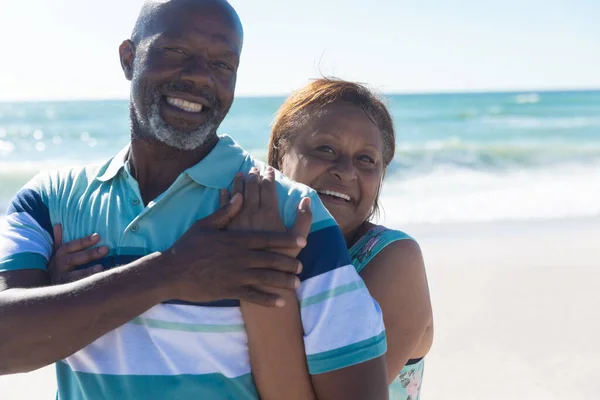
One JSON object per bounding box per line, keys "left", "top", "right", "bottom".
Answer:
{"left": 227, "top": 166, "right": 312, "bottom": 258}
{"left": 47, "top": 177, "right": 308, "bottom": 308}
{"left": 48, "top": 225, "right": 108, "bottom": 284}
{"left": 159, "top": 191, "right": 308, "bottom": 307}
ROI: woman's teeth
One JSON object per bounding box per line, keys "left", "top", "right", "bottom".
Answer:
{"left": 318, "top": 190, "right": 351, "bottom": 202}
{"left": 166, "top": 97, "right": 203, "bottom": 113}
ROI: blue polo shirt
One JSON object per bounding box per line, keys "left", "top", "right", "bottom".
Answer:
{"left": 0, "top": 135, "right": 386, "bottom": 399}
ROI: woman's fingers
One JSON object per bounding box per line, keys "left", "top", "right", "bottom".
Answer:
{"left": 58, "top": 246, "right": 109, "bottom": 273}
{"left": 232, "top": 172, "right": 245, "bottom": 197}
{"left": 52, "top": 224, "right": 63, "bottom": 253}
{"left": 244, "top": 167, "right": 261, "bottom": 212}
{"left": 56, "top": 233, "right": 102, "bottom": 258}
{"left": 260, "top": 167, "right": 278, "bottom": 211}
{"left": 219, "top": 188, "right": 231, "bottom": 208}
{"left": 291, "top": 197, "right": 312, "bottom": 241}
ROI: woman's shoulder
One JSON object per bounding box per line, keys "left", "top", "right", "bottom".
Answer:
{"left": 351, "top": 224, "right": 418, "bottom": 255}
{"left": 350, "top": 224, "right": 420, "bottom": 273}
{"left": 369, "top": 224, "right": 415, "bottom": 242}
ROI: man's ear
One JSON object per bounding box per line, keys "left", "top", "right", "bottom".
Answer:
{"left": 119, "top": 40, "right": 136, "bottom": 81}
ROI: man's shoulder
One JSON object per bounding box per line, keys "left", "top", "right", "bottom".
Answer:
{"left": 38, "top": 162, "right": 105, "bottom": 181}
{"left": 273, "top": 170, "right": 335, "bottom": 226}
{"left": 274, "top": 169, "right": 314, "bottom": 198}
{"left": 243, "top": 158, "right": 335, "bottom": 227}
{"left": 21, "top": 160, "right": 110, "bottom": 201}
{"left": 240, "top": 156, "right": 314, "bottom": 199}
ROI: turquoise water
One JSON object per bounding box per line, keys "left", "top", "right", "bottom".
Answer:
{"left": 1, "top": 90, "right": 599, "bottom": 224}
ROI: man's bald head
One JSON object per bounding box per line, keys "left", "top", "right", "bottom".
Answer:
{"left": 131, "top": 0, "right": 243, "bottom": 47}
{"left": 120, "top": 0, "right": 243, "bottom": 150}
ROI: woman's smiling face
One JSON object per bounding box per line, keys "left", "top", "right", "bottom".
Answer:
{"left": 279, "top": 102, "right": 385, "bottom": 237}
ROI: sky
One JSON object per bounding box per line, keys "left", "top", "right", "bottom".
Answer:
{"left": 0, "top": 0, "right": 598, "bottom": 101}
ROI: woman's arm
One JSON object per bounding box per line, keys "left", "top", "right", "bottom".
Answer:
{"left": 241, "top": 293, "right": 317, "bottom": 400}
{"left": 241, "top": 285, "right": 389, "bottom": 400}
{"left": 231, "top": 168, "right": 317, "bottom": 399}
{"left": 234, "top": 168, "right": 389, "bottom": 400}
{"left": 360, "top": 239, "right": 433, "bottom": 384}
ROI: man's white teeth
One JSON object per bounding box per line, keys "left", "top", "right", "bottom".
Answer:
{"left": 166, "top": 97, "right": 203, "bottom": 113}
{"left": 318, "top": 190, "right": 351, "bottom": 202}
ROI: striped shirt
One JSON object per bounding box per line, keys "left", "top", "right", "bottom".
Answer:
{"left": 0, "top": 134, "right": 386, "bottom": 399}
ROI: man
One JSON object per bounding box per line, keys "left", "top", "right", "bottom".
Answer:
{"left": 0, "top": 0, "right": 388, "bottom": 398}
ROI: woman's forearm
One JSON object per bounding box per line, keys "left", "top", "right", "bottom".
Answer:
{"left": 241, "top": 289, "right": 317, "bottom": 400}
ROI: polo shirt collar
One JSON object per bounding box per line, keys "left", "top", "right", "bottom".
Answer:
{"left": 96, "top": 145, "right": 129, "bottom": 182}
{"left": 185, "top": 134, "right": 248, "bottom": 189}
{"left": 95, "top": 135, "right": 248, "bottom": 189}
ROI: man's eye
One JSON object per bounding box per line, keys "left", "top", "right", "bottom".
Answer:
{"left": 213, "top": 61, "right": 233, "bottom": 71}
{"left": 165, "top": 48, "right": 186, "bottom": 55}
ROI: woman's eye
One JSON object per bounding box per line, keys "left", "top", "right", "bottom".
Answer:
{"left": 358, "top": 155, "right": 375, "bottom": 163}
{"left": 316, "top": 145, "right": 335, "bottom": 154}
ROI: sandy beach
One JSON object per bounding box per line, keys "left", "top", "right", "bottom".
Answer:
{"left": 410, "top": 217, "right": 600, "bottom": 399}
{"left": 0, "top": 216, "right": 598, "bottom": 399}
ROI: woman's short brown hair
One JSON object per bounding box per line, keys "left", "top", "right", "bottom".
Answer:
{"left": 268, "top": 77, "right": 396, "bottom": 220}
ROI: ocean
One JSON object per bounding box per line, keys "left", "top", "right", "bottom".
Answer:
{"left": 1, "top": 90, "right": 599, "bottom": 225}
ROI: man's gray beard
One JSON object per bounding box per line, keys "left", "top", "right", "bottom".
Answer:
{"left": 134, "top": 91, "right": 217, "bottom": 151}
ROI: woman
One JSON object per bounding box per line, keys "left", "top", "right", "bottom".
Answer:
{"left": 241, "top": 78, "right": 433, "bottom": 400}
{"left": 50, "top": 78, "right": 433, "bottom": 399}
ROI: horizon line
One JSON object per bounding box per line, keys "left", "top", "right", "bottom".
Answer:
{"left": 1, "top": 86, "right": 599, "bottom": 103}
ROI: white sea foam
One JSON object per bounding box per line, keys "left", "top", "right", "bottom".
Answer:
{"left": 2, "top": 159, "right": 600, "bottom": 225}
{"left": 378, "top": 163, "right": 600, "bottom": 226}
{"left": 515, "top": 93, "right": 540, "bottom": 104}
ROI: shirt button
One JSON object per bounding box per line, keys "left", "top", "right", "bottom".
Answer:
{"left": 131, "top": 224, "right": 139, "bottom": 233}
{"left": 132, "top": 198, "right": 140, "bottom": 205}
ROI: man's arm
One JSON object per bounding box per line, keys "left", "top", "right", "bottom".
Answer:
{"left": 0, "top": 195, "right": 306, "bottom": 376}
{"left": 0, "top": 178, "right": 164, "bottom": 374}
{"left": 0, "top": 256, "right": 166, "bottom": 374}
